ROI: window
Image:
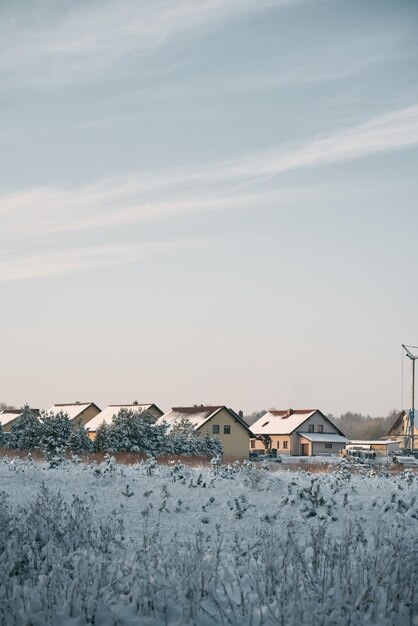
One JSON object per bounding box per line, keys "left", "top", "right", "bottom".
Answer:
{"left": 250, "top": 440, "right": 255, "bottom": 449}
{"left": 212, "top": 425, "right": 220, "bottom": 434}
{"left": 308, "top": 424, "right": 314, "bottom": 433}
{"left": 325, "top": 443, "right": 332, "bottom": 449}
{"left": 317, "top": 425, "right": 323, "bottom": 433}
{"left": 276, "top": 441, "right": 280, "bottom": 449}
{"left": 283, "top": 441, "right": 288, "bottom": 449}
{"left": 223, "top": 425, "right": 231, "bottom": 435}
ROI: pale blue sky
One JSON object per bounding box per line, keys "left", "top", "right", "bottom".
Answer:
{"left": 1, "top": 0, "right": 418, "bottom": 416}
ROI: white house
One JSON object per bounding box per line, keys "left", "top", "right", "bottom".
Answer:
{"left": 84, "top": 402, "right": 164, "bottom": 440}
{"left": 250, "top": 408, "right": 347, "bottom": 456}
{"left": 48, "top": 402, "right": 101, "bottom": 427}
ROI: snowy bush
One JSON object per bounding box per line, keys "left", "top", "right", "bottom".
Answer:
{"left": 1, "top": 459, "right": 417, "bottom": 624}
{"left": 106, "top": 408, "right": 169, "bottom": 453}
{"left": 38, "top": 409, "right": 72, "bottom": 459}
{"left": 92, "top": 421, "right": 111, "bottom": 452}
{"left": 68, "top": 422, "right": 92, "bottom": 453}
{"left": 168, "top": 416, "right": 223, "bottom": 457}
{"left": 8, "top": 405, "right": 41, "bottom": 449}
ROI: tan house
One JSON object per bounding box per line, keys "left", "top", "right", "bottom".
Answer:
{"left": 159, "top": 406, "right": 253, "bottom": 460}
{"left": 250, "top": 408, "right": 347, "bottom": 456}
{"left": 85, "top": 402, "right": 164, "bottom": 440}
{"left": 385, "top": 410, "right": 418, "bottom": 451}
{"left": 48, "top": 402, "right": 101, "bottom": 427}
{"left": 1, "top": 409, "right": 31, "bottom": 433}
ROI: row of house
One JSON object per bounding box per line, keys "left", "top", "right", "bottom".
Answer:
{"left": 1, "top": 402, "right": 409, "bottom": 459}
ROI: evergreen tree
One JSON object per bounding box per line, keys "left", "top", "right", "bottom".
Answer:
{"left": 9, "top": 405, "right": 42, "bottom": 449}
{"left": 39, "top": 410, "right": 72, "bottom": 456}
{"left": 168, "top": 416, "right": 224, "bottom": 457}
{"left": 199, "top": 430, "right": 223, "bottom": 457}
{"left": 69, "top": 422, "right": 92, "bottom": 453}
{"left": 92, "top": 422, "right": 111, "bottom": 452}
{"left": 107, "top": 408, "right": 168, "bottom": 453}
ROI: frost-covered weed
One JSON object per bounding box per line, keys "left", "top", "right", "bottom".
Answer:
{"left": 1, "top": 460, "right": 418, "bottom": 625}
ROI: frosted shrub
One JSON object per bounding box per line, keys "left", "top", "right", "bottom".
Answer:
{"left": 1, "top": 460, "right": 418, "bottom": 625}
{"left": 169, "top": 460, "right": 189, "bottom": 482}
{"left": 68, "top": 422, "right": 91, "bottom": 453}
{"left": 107, "top": 408, "right": 168, "bottom": 453}
{"left": 38, "top": 410, "right": 72, "bottom": 459}
{"left": 0, "top": 485, "right": 125, "bottom": 625}
{"left": 8, "top": 405, "right": 41, "bottom": 449}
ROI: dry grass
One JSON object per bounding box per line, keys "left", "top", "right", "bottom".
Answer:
{"left": 0, "top": 448, "right": 214, "bottom": 468}
{"left": 1, "top": 447, "right": 417, "bottom": 475}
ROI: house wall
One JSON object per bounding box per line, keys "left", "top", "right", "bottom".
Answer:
{"left": 312, "top": 441, "right": 345, "bottom": 456}
{"left": 198, "top": 408, "right": 250, "bottom": 460}
{"left": 299, "top": 412, "right": 340, "bottom": 435}
{"left": 296, "top": 412, "right": 342, "bottom": 456}
{"left": 395, "top": 416, "right": 418, "bottom": 449}
{"left": 298, "top": 436, "right": 312, "bottom": 456}
{"left": 2, "top": 418, "right": 19, "bottom": 433}
{"left": 147, "top": 405, "right": 164, "bottom": 419}
{"left": 74, "top": 405, "right": 101, "bottom": 427}
{"left": 249, "top": 436, "right": 292, "bottom": 455}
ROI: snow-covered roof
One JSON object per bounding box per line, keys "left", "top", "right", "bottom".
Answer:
{"left": 251, "top": 410, "right": 319, "bottom": 435}
{"left": 348, "top": 440, "right": 400, "bottom": 446}
{"left": 0, "top": 410, "right": 23, "bottom": 427}
{"left": 48, "top": 403, "right": 99, "bottom": 421}
{"left": 160, "top": 406, "right": 224, "bottom": 431}
{"left": 298, "top": 432, "right": 348, "bottom": 444}
{"left": 159, "top": 406, "right": 253, "bottom": 434}
{"left": 84, "top": 404, "right": 156, "bottom": 431}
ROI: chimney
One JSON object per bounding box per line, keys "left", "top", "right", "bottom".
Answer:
{"left": 133, "top": 400, "right": 138, "bottom": 405}
{"left": 287, "top": 408, "right": 293, "bottom": 417}
{"left": 239, "top": 410, "right": 244, "bottom": 418}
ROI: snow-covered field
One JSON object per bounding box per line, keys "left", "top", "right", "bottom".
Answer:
{"left": 1, "top": 456, "right": 417, "bottom": 626}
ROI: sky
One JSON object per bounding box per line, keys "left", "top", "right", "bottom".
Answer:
{"left": 1, "top": 0, "right": 418, "bottom": 417}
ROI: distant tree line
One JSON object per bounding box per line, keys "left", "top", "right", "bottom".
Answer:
{"left": 0, "top": 406, "right": 223, "bottom": 459}
{"left": 330, "top": 410, "right": 398, "bottom": 440}
{"left": 244, "top": 408, "right": 399, "bottom": 440}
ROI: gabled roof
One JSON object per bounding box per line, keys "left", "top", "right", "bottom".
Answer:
{"left": 386, "top": 411, "right": 406, "bottom": 437}
{"left": 0, "top": 408, "right": 40, "bottom": 428}
{"left": 48, "top": 402, "right": 101, "bottom": 421}
{"left": 84, "top": 403, "right": 163, "bottom": 431}
{"left": 298, "top": 432, "right": 348, "bottom": 443}
{"left": 160, "top": 406, "right": 253, "bottom": 434}
{"left": 0, "top": 409, "right": 23, "bottom": 427}
{"left": 251, "top": 409, "right": 344, "bottom": 436}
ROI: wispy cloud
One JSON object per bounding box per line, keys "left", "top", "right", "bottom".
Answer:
{"left": 1, "top": 104, "right": 417, "bottom": 280}
{"left": 0, "top": 0, "right": 302, "bottom": 88}
{"left": 2, "top": 104, "right": 418, "bottom": 235}
{"left": 214, "top": 104, "right": 418, "bottom": 181}
{"left": 0, "top": 240, "right": 192, "bottom": 281}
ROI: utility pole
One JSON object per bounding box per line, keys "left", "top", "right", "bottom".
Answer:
{"left": 402, "top": 344, "right": 417, "bottom": 453}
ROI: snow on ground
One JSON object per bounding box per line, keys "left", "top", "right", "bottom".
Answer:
{"left": 0, "top": 456, "right": 418, "bottom": 626}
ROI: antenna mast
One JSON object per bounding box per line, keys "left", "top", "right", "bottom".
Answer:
{"left": 402, "top": 344, "right": 418, "bottom": 453}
